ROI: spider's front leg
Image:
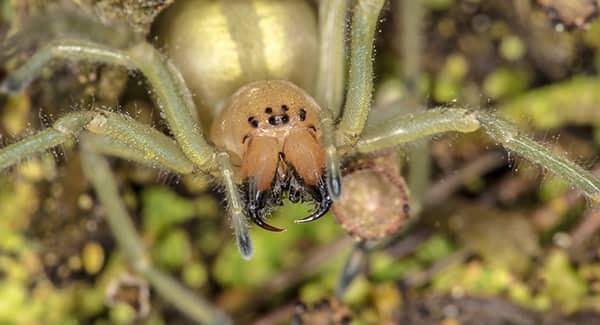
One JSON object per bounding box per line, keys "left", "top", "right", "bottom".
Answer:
{"left": 0, "top": 34, "right": 252, "bottom": 256}
{"left": 355, "top": 108, "right": 600, "bottom": 203}
{"left": 0, "top": 39, "right": 217, "bottom": 171}
{"left": 335, "top": 0, "right": 386, "bottom": 149}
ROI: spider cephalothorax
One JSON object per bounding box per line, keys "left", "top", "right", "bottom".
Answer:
{"left": 211, "top": 80, "right": 332, "bottom": 232}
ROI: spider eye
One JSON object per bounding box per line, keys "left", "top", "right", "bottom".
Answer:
{"left": 281, "top": 105, "right": 289, "bottom": 112}
{"left": 248, "top": 117, "right": 259, "bottom": 128}
{"left": 265, "top": 107, "right": 273, "bottom": 114}
{"left": 299, "top": 109, "right": 306, "bottom": 121}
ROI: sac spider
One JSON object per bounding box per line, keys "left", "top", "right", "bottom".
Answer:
{"left": 1, "top": 0, "right": 599, "bottom": 323}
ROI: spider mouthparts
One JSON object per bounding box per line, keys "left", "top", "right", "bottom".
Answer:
{"left": 294, "top": 182, "right": 333, "bottom": 224}
{"left": 247, "top": 195, "right": 285, "bottom": 232}
{"left": 293, "top": 203, "right": 330, "bottom": 224}
{"left": 246, "top": 178, "right": 286, "bottom": 232}
{"left": 250, "top": 210, "right": 286, "bottom": 232}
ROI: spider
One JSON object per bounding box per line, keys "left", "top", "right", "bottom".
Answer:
{"left": 1, "top": 0, "right": 599, "bottom": 323}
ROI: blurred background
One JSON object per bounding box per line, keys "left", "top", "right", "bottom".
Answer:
{"left": 1, "top": 0, "right": 600, "bottom": 324}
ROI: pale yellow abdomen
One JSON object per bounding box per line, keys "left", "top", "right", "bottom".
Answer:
{"left": 156, "top": 0, "right": 318, "bottom": 128}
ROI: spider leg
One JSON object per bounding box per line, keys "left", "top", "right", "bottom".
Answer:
{"left": 0, "top": 110, "right": 231, "bottom": 324}
{"left": 356, "top": 108, "right": 481, "bottom": 153}
{"left": 316, "top": 0, "right": 346, "bottom": 200}
{"left": 317, "top": 0, "right": 386, "bottom": 199}
{"left": 294, "top": 177, "right": 333, "bottom": 224}
{"left": 335, "top": 0, "right": 386, "bottom": 148}
{"left": 356, "top": 108, "right": 600, "bottom": 203}
{"left": 0, "top": 110, "right": 195, "bottom": 173}
{"left": 216, "top": 152, "right": 254, "bottom": 258}
{"left": 246, "top": 177, "right": 285, "bottom": 232}
{"left": 84, "top": 110, "right": 195, "bottom": 173}
{"left": 80, "top": 140, "right": 231, "bottom": 325}
{"left": 0, "top": 38, "right": 217, "bottom": 173}
{"left": 316, "top": 0, "right": 346, "bottom": 118}
{"left": 320, "top": 106, "right": 342, "bottom": 200}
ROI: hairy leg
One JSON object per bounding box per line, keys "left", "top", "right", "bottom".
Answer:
{"left": 316, "top": 0, "right": 346, "bottom": 118}
{"left": 1, "top": 38, "right": 217, "bottom": 172}
{"left": 216, "top": 152, "right": 253, "bottom": 259}
{"left": 2, "top": 27, "right": 252, "bottom": 257}
{"left": 0, "top": 110, "right": 193, "bottom": 173}
{"left": 320, "top": 106, "right": 343, "bottom": 200}
{"left": 355, "top": 108, "right": 600, "bottom": 202}
{"left": 80, "top": 139, "right": 231, "bottom": 324}
{"left": 336, "top": 0, "right": 386, "bottom": 147}
{"left": 0, "top": 110, "right": 231, "bottom": 322}
{"left": 315, "top": 0, "right": 346, "bottom": 201}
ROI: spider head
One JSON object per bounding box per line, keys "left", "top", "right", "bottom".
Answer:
{"left": 211, "top": 80, "right": 332, "bottom": 231}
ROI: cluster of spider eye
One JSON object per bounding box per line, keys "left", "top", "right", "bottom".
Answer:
{"left": 1, "top": 0, "right": 599, "bottom": 323}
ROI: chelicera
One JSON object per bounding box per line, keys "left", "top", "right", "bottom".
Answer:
{"left": 1, "top": 0, "right": 600, "bottom": 323}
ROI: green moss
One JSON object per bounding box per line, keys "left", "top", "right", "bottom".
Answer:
{"left": 183, "top": 261, "right": 208, "bottom": 289}
{"left": 142, "top": 186, "right": 196, "bottom": 237}
{"left": 154, "top": 229, "right": 192, "bottom": 270}
{"left": 499, "top": 77, "right": 600, "bottom": 129}
{"left": 109, "top": 303, "right": 137, "bottom": 324}
{"left": 370, "top": 252, "right": 421, "bottom": 282}
{"left": 583, "top": 18, "right": 600, "bottom": 48}
{"left": 342, "top": 275, "right": 371, "bottom": 307}
{"left": 434, "top": 54, "right": 468, "bottom": 102}
{"left": 500, "top": 35, "right": 526, "bottom": 61}
{"left": 538, "top": 175, "right": 571, "bottom": 202}
{"left": 432, "top": 261, "right": 513, "bottom": 296}
{"left": 539, "top": 250, "right": 587, "bottom": 313}
{"left": 213, "top": 201, "right": 344, "bottom": 288}
{"left": 415, "top": 234, "right": 455, "bottom": 264}
{"left": 0, "top": 241, "right": 78, "bottom": 323}
{"left": 483, "top": 67, "right": 530, "bottom": 100}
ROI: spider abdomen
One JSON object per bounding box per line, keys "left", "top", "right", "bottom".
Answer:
{"left": 156, "top": 0, "right": 318, "bottom": 127}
